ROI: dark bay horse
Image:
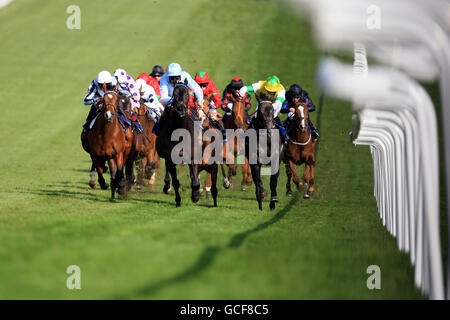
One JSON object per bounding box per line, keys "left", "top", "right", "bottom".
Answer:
{"left": 156, "top": 84, "right": 219, "bottom": 207}
{"left": 283, "top": 101, "right": 316, "bottom": 198}
{"left": 221, "top": 94, "right": 252, "bottom": 190}
{"left": 81, "top": 84, "right": 133, "bottom": 199}
{"left": 247, "top": 101, "right": 282, "bottom": 211}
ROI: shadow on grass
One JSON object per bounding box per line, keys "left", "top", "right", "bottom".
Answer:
{"left": 116, "top": 194, "right": 299, "bottom": 299}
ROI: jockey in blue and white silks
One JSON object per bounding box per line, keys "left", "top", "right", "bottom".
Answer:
{"left": 82, "top": 70, "right": 131, "bottom": 132}
{"left": 83, "top": 71, "right": 130, "bottom": 106}
{"left": 159, "top": 63, "right": 204, "bottom": 107}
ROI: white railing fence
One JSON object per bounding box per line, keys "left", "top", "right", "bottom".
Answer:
{"left": 287, "top": 0, "right": 450, "bottom": 299}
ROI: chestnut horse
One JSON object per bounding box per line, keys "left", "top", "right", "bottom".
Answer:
{"left": 283, "top": 101, "right": 316, "bottom": 198}
{"left": 156, "top": 83, "right": 219, "bottom": 207}
{"left": 124, "top": 100, "right": 158, "bottom": 191}
{"left": 81, "top": 84, "right": 133, "bottom": 199}
{"left": 221, "top": 94, "right": 252, "bottom": 190}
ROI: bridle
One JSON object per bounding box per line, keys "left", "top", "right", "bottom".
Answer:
{"left": 256, "top": 101, "right": 275, "bottom": 129}
{"left": 101, "top": 90, "right": 119, "bottom": 121}
{"left": 288, "top": 103, "right": 311, "bottom": 146}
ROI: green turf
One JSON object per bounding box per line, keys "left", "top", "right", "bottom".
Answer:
{"left": 0, "top": 0, "right": 425, "bottom": 299}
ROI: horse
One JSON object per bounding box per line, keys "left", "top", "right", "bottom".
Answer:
{"left": 156, "top": 83, "right": 219, "bottom": 207}
{"left": 221, "top": 94, "right": 252, "bottom": 190}
{"left": 247, "top": 100, "right": 282, "bottom": 211}
{"left": 124, "top": 98, "right": 159, "bottom": 191}
{"left": 81, "top": 84, "right": 133, "bottom": 199}
{"left": 283, "top": 101, "right": 316, "bottom": 198}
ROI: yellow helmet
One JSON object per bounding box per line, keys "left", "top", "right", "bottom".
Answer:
{"left": 264, "top": 76, "right": 281, "bottom": 92}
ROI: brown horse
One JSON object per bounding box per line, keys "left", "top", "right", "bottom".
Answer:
{"left": 81, "top": 84, "right": 133, "bottom": 199}
{"left": 283, "top": 101, "right": 316, "bottom": 198}
{"left": 221, "top": 94, "right": 252, "bottom": 190}
{"left": 124, "top": 100, "right": 159, "bottom": 191}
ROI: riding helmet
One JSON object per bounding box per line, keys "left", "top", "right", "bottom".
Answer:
{"left": 151, "top": 65, "right": 164, "bottom": 77}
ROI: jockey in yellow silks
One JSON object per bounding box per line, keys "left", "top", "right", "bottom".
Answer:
{"left": 239, "top": 75, "right": 288, "bottom": 143}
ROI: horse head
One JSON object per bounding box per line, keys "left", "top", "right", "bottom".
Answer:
{"left": 230, "top": 94, "right": 245, "bottom": 129}
{"left": 102, "top": 83, "right": 119, "bottom": 123}
{"left": 256, "top": 100, "right": 275, "bottom": 130}
{"left": 294, "top": 102, "right": 309, "bottom": 133}
{"left": 172, "top": 83, "right": 189, "bottom": 118}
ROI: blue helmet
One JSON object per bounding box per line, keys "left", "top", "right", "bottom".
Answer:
{"left": 167, "top": 63, "right": 182, "bottom": 77}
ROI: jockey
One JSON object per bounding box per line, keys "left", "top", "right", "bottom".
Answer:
{"left": 220, "top": 77, "right": 252, "bottom": 118}
{"left": 239, "top": 75, "right": 288, "bottom": 143}
{"left": 135, "top": 65, "right": 164, "bottom": 100}
{"left": 82, "top": 70, "right": 131, "bottom": 132}
{"left": 280, "top": 84, "right": 319, "bottom": 141}
{"left": 114, "top": 68, "right": 144, "bottom": 133}
{"left": 160, "top": 63, "right": 204, "bottom": 107}
{"left": 189, "top": 71, "right": 227, "bottom": 142}
{"left": 135, "top": 79, "right": 164, "bottom": 123}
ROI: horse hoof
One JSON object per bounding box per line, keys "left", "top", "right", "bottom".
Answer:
{"left": 261, "top": 190, "right": 268, "bottom": 199}
{"left": 303, "top": 193, "right": 310, "bottom": 199}
{"left": 101, "top": 183, "right": 109, "bottom": 190}
{"left": 240, "top": 186, "right": 246, "bottom": 191}
{"left": 89, "top": 181, "right": 97, "bottom": 189}
{"left": 270, "top": 201, "right": 276, "bottom": 210}
{"left": 286, "top": 191, "right": 293, "bottom": 197}
{"left": 307, "top": 190, "right": 314, "bottom": 197}
{"left": 271, "top": 196, "right": 279, "bottom": 203}
{"left": 206, "top": 191, "right": 210, "bottom": 199}
{"left": 163, "top": 185, "right": 171, "bottom": 194}
{"left": 192, "top": 191, "right": 200, "bottom": 203}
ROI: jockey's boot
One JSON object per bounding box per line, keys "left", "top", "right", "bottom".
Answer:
{"left": 83, "top": 105, "right": 99, "bottom": 132}
{"left": 308, "top": 118, "right": 319, "bottom": 141}
{"left": 117, "top": 108, "right": 131, "bottom": 130}
{"left": 131, "top": 112, "right": 144, "bottom": 133}
{"left": 275, "top": 117, "right": 289, "bottom": 145}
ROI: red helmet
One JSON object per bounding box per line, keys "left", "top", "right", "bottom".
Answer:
{"left": 195, "top": 72, "right": 210, "bottom": 85}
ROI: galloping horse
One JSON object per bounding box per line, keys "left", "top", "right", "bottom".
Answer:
{"left": 247, "top": 101, "right": 282, "bottom": 211}
{"left": 221, "top": 94, "right": 252, "bottom": 190}
{"left": 124, "top": 99, "right": 158, "bottom": 191}
{"left": 283, "top": 101, "right": 316, "bottom": 198}
{"left": 156, "top": 83, "right": 219, "bottom": 207}
{"left": 81, "top": 84, "right": 133, "bottom": 199}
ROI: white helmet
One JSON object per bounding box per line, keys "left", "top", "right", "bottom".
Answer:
{"left": 114, "top": 68, "right": 128, "bottom": 84}
{"left": 167, "top": 63, "right": 182, "bottom": 77}
{"left": 97, "top": 70, "right": 113, "bottom": 84}
{"left": 135, "top": 78, "right": 147, "bottom": 91}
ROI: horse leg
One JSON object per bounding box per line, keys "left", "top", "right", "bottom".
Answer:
{"left": 163, "top": 161, "right": 171, "bottom": 194}
{"left": 305, "top": 161, "right": 315, "bottom": 198}
{"left": 285, "top": 161, "right": 293, "bottom": 196}
{"left": 117, "top": 153, "right": 127, "bottom": 197}
{"left": 190, "top": 164, "right": 201, "bottom": 203}
{"left": 228, "top": 164, "right": 235, "bottom": 187}
{"left": 166, "top": 159, "right": 181, "bottom": 206}
{"left": 269, "top": 168, "right": 280, "bottom": 211}
{"left": 250, "top": 163, "right": 263, "bottom": 211}
{"left": 221, "top": 163, "right": 231, "bottom": 189}
{"left": 245, "top": 158, "right": 253, "bottom": 186}
{"left": 204, "top": 172, "right": 211, "bottom": 199}
{"left": 290, "top": 161, "right": 302, "bottom": 190}
{"left": 108, "top": 159, "right": 117, "bottom": 199}
{"left": 89, "top": 161, "right": 97, "bottom": 189}
{"left": 92, "top": 157, "right": 108, "bottom": 190}
{"left": 211, "top": 165, "right": 218, "bottom": 207}
{"left": 125, "top": 149, "right": 136, "bottom": 192}
{"left": 303, "top": 163, "right": 311, "bottom": 199}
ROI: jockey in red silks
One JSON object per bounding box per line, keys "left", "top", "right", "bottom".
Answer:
{"left": 136, "top": 65, "right": 164, "bottom": 100}
{"left": 189, "top": 72, "right": 227, "bottom": 142}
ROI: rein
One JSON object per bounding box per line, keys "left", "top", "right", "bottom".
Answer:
{"left": 288, "top": 131, "right": 311, "bottom": 146}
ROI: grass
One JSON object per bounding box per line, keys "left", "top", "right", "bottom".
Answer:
{"left": 0, "top": 0, "right": 425, "bottom": 299}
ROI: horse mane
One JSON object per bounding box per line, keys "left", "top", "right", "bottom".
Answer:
{"left": 173, "top": 83, "right": 189, "bottom": 106}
